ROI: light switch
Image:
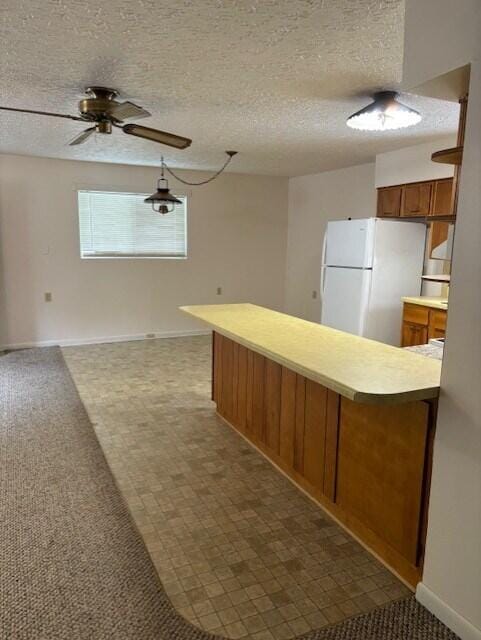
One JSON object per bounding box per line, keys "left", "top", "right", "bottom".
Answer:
{"left": 216, "top": 287, "right": 222, "bottom": 295}
{"left": 44, "top": 292, "right": 52, "bottom": 302}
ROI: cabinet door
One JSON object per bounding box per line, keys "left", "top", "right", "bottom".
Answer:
{"left": 431, "top": 178, "right": 454, "bottom": 217}
{"left": 401, "top": 182, "right": 433, "bottom": 217}
{"left": 428, "top": 310, "right": 447, "bottom": 340}
{"left": 402, "top": 322, "right": 428, "bottom": 347}
{"left": 377, "top": 186, "right": 402, "bottom": 217}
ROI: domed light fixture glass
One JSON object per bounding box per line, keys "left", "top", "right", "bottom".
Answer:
{"left": 346, "top": 91, "right": 421, "bottom": 131}
{"left": 145, "top": 151, "right": 238, "bottom": 215}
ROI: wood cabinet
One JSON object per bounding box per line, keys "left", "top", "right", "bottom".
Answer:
{"left": 401, "top": 182, "right": 432, "bottom": 217}
{"left": 377, "top": 177, "right": 455, "bottom": 220}
{"left": 401, "top": 303, "right": 447, "bottom": 347}
{"left": 431, "top": 178, "right": 455, "bottom": 216}
{"left": 213, "top": 331, "right": 436, "bottom": 587}
{"left": 402, "top": 322, "right": 429, "bottom": 347}
{"left": 377, "top": 186, "right": 402, "bottom": 218}
{"left": 428, "top": 309, "right": 447, "bottom": 340}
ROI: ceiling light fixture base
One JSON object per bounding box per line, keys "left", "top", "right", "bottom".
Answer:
{"left": 346, "top": 91, "right": 421, "bottom": 131}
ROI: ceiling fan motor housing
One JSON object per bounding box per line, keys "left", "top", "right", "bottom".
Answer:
{"left": 78, "top": 86, "right": 120, "bottom": 121}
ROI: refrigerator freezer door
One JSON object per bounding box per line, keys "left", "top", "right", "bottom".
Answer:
{"left": 321, "top": 267, "right": 372, "bottom": 336}
{"left": 324, "top": 218, "right": 375, "bottom": 268}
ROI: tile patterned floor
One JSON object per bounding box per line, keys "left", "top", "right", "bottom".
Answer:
{"left": 62, "top": 336, "right": 410, "bottom": 639}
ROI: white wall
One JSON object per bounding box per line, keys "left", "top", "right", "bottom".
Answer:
{"left": 285, "top": 163, "right": 376, "bottom": 322}
{"left": 403, "top": 2, "right": 481, "bottom": 639}
{"left": 403, "top": 0, "right": 478, "bottom": 92}
{"left": 0, "top": 154, "right": 288, "bottom": 347}
{"left": 375, "top": 138, "right": 456, "bottom": 187}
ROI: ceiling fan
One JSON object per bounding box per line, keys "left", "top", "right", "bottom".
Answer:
{"left": 0, "top": 86, "right": 192, "bottom": 149}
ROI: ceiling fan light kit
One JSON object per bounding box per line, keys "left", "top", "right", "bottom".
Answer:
{"left": 347, "top": 91, "right": 422, "bottom": 131}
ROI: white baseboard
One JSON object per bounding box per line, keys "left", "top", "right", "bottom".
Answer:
{"left": 416, "top": 583, "right": 481, "bottom": 640}
{"left": 0, "top": 329, "right": 210, "bottom": 350}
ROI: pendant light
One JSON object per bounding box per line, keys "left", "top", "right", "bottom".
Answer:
{"left": 144, "top": 160, "right": 183, "bottom": 214}
{"left": 145, "top": 151, "right": 238, "bottom": 214}
{"left": 346, "top": 91, "right": 421, "bottom": 131}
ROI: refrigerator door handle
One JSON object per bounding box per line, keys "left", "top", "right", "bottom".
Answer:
{"left": 320, "top": 231, "right": 328, "bottom": 304}
{"left": 320, "top": 266, "right": 326, "bottom": 305}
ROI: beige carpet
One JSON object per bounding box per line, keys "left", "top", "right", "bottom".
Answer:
{"left": 0, "top": 345, "right": 458, "bottom": 639}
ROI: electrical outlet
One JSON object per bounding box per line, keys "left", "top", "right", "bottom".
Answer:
{"left": 312, "top": 290, "right": 318, "bottom": 299}
{"left": 216, "top": 287, "right": 222, "bottom": 295}
{"left": 44, "top": 292, "right": 52, "bottom": 302}
{"left": 145, "top": 333, "right": 155, "bottom": 339}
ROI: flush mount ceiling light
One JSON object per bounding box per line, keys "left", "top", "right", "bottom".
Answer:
{"left": 145, "top": 151, "right": 238, "bottom": 215}
{"left": 346, "top": 91, "right": 422, "bottom": 131}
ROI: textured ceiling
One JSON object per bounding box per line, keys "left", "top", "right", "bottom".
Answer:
{"left": 0, "top": 0, "right": 459, "bottom": 176}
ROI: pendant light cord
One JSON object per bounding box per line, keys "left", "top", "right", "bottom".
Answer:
{"left": 161, "top": 151, "right": 237, "bottom": 186}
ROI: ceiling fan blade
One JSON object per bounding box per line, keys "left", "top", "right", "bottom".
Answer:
{"left": 109, "top": 101, "right": 151, "bottom": 121}
{"left": 122, "top": 123, "right": 191, "bottom": 149}
{"left": 69, "top": 127, "right": 96, "bottom": 146}
{"left": 0, "top": 105, "right": 83, "bottom": 121}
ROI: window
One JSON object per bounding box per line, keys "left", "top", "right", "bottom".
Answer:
{"left": 77, "top": 190, "right": 187, "bottom": 258}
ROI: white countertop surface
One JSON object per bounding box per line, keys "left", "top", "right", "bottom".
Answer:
{"left": 402, "top": 296, "right": 448, "bottom": 310}
{"left": 180, "top": 303, "right": 441, "bottom": 405}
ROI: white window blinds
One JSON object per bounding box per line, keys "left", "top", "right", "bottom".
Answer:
{"left": 78, "top": 190, "right": 187, "bottom": 258}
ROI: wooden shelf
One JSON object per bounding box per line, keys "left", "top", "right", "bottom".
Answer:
{"left": 431, "top": 146, "right": 463, "bottom": 165}
{"left": 421, "top": 274, "right": 451, "bottom": 283}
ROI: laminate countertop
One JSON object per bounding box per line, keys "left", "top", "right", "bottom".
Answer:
{"left": 180, "top": 303, "right": 441, "bottom": 405}
{"left": 402, "top": 296, "right": 448, "bottom": 310}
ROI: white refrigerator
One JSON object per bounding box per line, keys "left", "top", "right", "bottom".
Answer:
{"left": 320, "top": 218, "right": 426, "bottom": 345}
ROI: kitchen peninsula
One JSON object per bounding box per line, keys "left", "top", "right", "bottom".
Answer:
{"left": 181, "top": 303, "right": 441, "bottom": 587}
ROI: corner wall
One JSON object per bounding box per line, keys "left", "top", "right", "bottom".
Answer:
{"left": 416, "top": 58, "right": 481, "bottom": 640}
{"left": 0, "top": 154, "right": 288, "bottom": 347}
{"left": 285, "top": 163, "right": 376, "bottom": 322}
{"left": 403, "top": 1, "right": 481, "bottom": 638}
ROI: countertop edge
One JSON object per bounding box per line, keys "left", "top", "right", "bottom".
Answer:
{"left": 401, "top": 296, "right": 449, "bottom": 311}
{"left": 181, "top": 307, "right": 440, "bottom": 405}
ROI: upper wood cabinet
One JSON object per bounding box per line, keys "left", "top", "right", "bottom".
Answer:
{"left": 431, "top": 178, "right": 455, "bottom": 216}
{"left": 377, "top": 186, "right": 402, "bottom": 218}
{"left": 401, "top": 182, "right": 432, "bottom": 217}
{"left": 377, "top": 177, "right": 455, "bottom": 220}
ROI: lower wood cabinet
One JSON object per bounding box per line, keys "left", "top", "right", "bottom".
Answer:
{"left": 213, "top": 331, "right": 436, "bottom": 587}
{"left": 401, "top": 303, "right": 447, "bottom": 347}
{"left": 402, "top": 322, "right": 429, "bottom": 347}
{"left": 428, "top": 309, "right": 447, "bottom": 340}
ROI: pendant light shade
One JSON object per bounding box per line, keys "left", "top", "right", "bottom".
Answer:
{"left": 144, "top": 177, "right": 182, "bottom": 215}
{"left": 347, "top": 91, "right": 421, "bottom": 131}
